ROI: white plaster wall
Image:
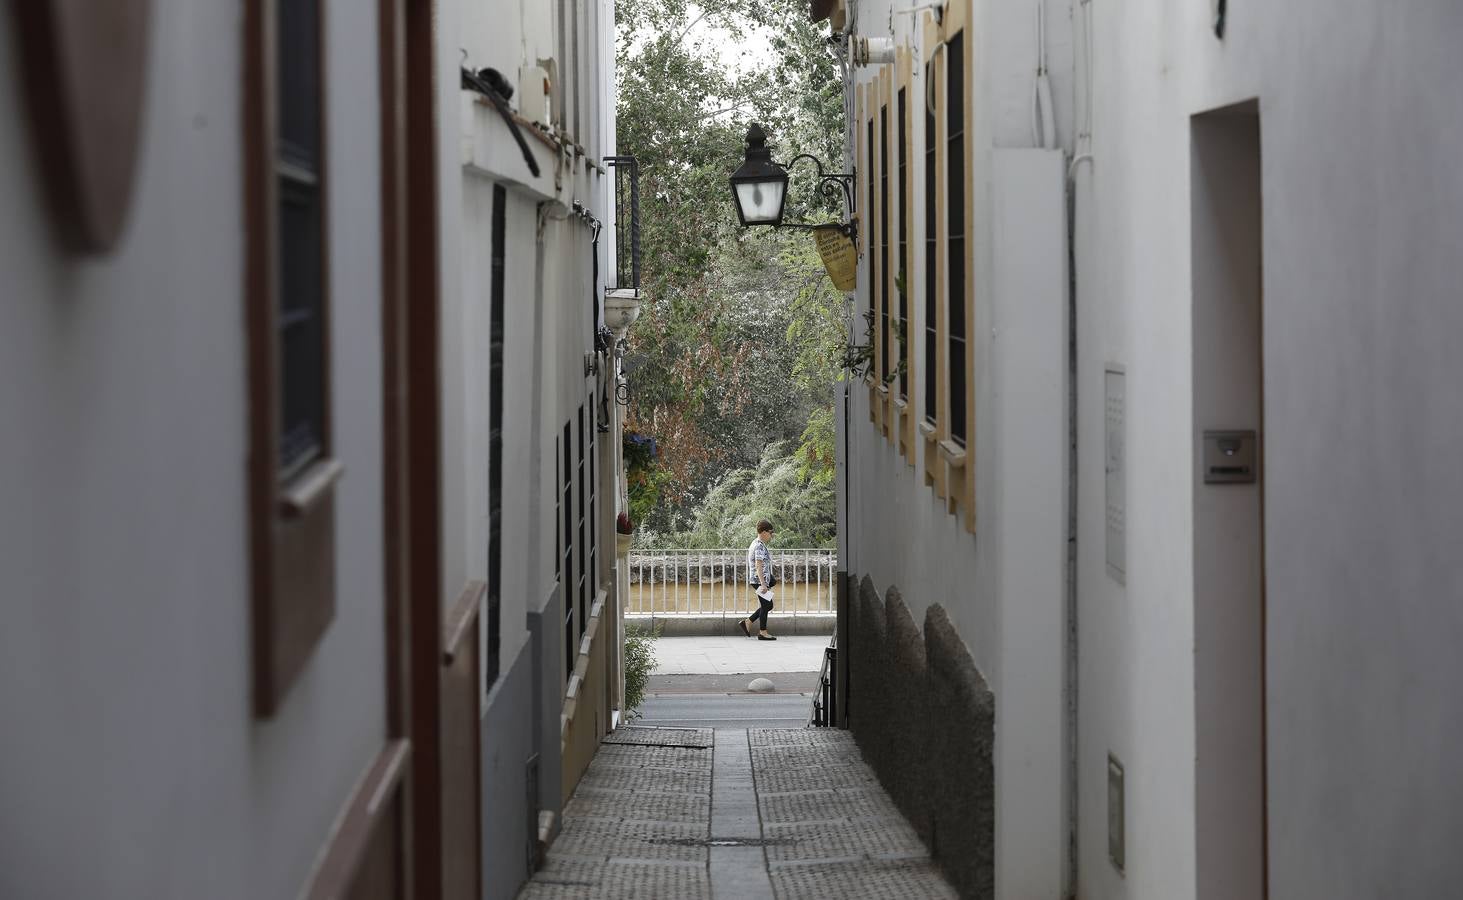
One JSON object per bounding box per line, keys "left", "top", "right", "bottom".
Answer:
{"left": 1074, "top": 1, "right": 1463, "bottom": 898}
{"left": 460, "top": 175, "right": 494, "bottom": 598}
{"left": 989, "top": 148, "right": 1069, "bottom": 900}
{"left": 501, "top": 189, "right": 544, "bottom": 669}
{"left": 843, "top": 3, "right": 1074, "bottom": 896}
{"left": 0, "top": 3, "right": 387, "bottom": 897}
{"left": 452, "top": 0, "right": 612, "bottom": 745}
{"left": 1073, "top": 0, "right": 1202, "bottom": 892}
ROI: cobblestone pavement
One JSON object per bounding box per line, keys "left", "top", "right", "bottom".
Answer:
{"left": 518, "top": 726, "right": 957, "bottom": 900}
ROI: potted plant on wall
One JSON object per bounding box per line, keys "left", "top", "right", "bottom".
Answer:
{"left": 616, "top": 511, "right": 634, "bottom": 557}
{"left": 622, "top": 431, "right": 661, "bottom": 534}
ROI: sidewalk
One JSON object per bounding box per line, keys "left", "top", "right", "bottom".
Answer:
{"left": 518, "top": 726, "right": 957, "bottom": 900}
{"left": 650, "top": 636, "right": 830, "bottom": 676}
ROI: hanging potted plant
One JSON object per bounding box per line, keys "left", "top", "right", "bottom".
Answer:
{"left": 616, "top": 511, "right": 634, "bottom": 557}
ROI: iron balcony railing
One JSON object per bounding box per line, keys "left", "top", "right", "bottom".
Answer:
{"left": 626, "top": 548, "right": 837, "bottom": 617}
{"left": 605, "top": 156, "right": 640, "bottom": 292}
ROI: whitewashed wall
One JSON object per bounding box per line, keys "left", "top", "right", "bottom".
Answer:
{"left": 447, "top": 3, "right": 618, "bottom": 893}
{"left": 842, "top": 2, "right": 1074, "bottom": 897}
{"left": 1073, "top": 1, "right": 1463, "bottom": 899}
{"left": 0, "top": 3, "right": 388, "bottom": 898}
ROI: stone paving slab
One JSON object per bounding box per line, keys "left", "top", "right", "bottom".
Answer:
{"left": 516, "top": 725, "right": 956, "bottom": 900}
{"left": 603, "top": 724, "right": 715, "bottom": 747}
{"left": 581, "top": 761, "right": 713, "bottom": 795}
{"left": 768, "top": 858, "right": 958, "bottom": 900}
{"left": 758, "top": 788, "right": 904, "bottom": 826}
{"left": 593, "top": 743, "right": 714, "bottom": 769}
{"left": 563, "top": 786, "right": 712, "bottom": 824}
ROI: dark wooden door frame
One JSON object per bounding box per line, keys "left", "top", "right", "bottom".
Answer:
{"left": 402, "top": 0, "right": 444, "bottom": 897}
{"left": 378, "top": 0, "right": 416, "bottom": 892}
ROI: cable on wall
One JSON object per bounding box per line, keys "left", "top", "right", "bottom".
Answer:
{"left": 460, "top": 63, "right": 542, "bottom": 177}
{"left": 1032, "top": 2, "right": 1057, "bottom": 150}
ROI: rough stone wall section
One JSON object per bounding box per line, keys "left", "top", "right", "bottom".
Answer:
{"left": 850, "top": 577, "right": 891, "bottom": 772}
{"left": 924, "top": 604, "right": 995, "bottom": 900}
{"left": 847, "top": 578, "right": 995, "bottom": 900}
{"left": 883, "top": 590, "right": 932, "bottom": 843}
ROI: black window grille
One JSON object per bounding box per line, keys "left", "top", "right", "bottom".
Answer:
{"left": 576, "top": 404, "right": 587, "bottom": 638}
{"left": 924, "top": 62, "right": 938, "bottom": 424}
{"left": 897, "top": 87, "right": 909, "bottom": 402}
{"left": 562, "top": 420, "right": 573, "bottom": 683}
{"left": 589, "top": 397, "right": 598, "bottom": 594}
{"left": 486, "top": 184, "right": 506, "bottom": 692}
{"left": 605, "top": 157, "right": 640, "bottom": 291}
{"left": 879, "top": 104, "right": 890, "bottom": 384}
{"left": 555, "top": 441, "right": 561, "bottom": 581}
{"left": 276, "top": 0, "right": 325, "bottom": 475}
{"left": 947, "top": 33, "right": 968, "bottom": 446}
{"left": 866, "top": 119, "right": 876, "bottom": 326}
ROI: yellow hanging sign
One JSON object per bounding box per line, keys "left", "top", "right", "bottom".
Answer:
{"left": 812, "top": 222, "right": 858, "bottom": 292}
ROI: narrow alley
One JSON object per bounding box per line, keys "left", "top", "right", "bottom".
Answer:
{"left": 519, "top": 727, "right": 956, "bottom": 899}
{"left": 6, "top": 0, "right": 1463, "bottom": 898}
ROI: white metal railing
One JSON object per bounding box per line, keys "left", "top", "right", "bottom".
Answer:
{"left": 626, "top": 548, "right": 838, "bottom": 617}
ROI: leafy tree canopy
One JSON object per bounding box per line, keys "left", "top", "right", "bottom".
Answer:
{"left": 616, "top": 0, "right": 847, "bottom": 540}
{"left": 644, "top": 441, "right": 837, "bottom": 549}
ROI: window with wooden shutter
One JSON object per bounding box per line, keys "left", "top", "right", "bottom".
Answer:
{"left": 245, "top": 0, "right": 340, "bottom": 717}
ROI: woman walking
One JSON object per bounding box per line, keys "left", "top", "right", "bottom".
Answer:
{"left": 739, "top": 520, "right": 778, "bottom": 640}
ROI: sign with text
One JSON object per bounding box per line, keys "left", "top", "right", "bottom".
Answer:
{"left": 812, "top": 223, "right": 857, "bottom": 292}
{"left": 1105, "top": 368, "right": 1126, "bottom": 584}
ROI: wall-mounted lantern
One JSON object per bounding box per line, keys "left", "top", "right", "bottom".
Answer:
{"left": 728, "top": 124, "right": 856, "bottom": 243}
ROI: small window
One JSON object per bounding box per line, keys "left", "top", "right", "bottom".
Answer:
{"left": 276, "top": 0, "right": 326, "bottom": 475}
{"left": 562, "top": 419, "right": 573, "bottom": 683}
{"left": 866, "top": 118, "right": 877, "bottom": 329}
{"left": 923, "top": 62, "right": 938, "bottom": 424}
{"left": 554, "top": 441, "right": 561, "bottom": 580}
{"left": 486, "top": 184, "right": 506, "bottom": 692}
{"left": 589, "top": 394, "right": 598, "bottom": 591}
{"left": 896, "top": 87, "right": 909, "bottom": 403}
{"left": 570, "top": 0, "right": 581, "bottom": 140}
{"left": 946, "top": 31, "right": 968, "bottom": 447}
{"left": 576, "top": 403, "right": 587, "bottom": 638}
{"left": 879, "top": 103, "right": 890, "bottom": 385}
{"left": 245, "top": 0, "right": 337, "bottom": 716}
{"left": 556, "top": 0, "right": 570, "bottom": 131}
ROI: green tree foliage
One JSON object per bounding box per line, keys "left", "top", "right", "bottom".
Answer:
{"left": 617, "top": 0, "right": 846, "bottom": 535}
{"left": 651, "top": 441, "right": 836, "bottom": 549}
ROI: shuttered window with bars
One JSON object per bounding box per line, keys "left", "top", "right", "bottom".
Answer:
{"left": 486, "top": 184, "right": 506, "bottom": 692}
{"left": 562, "top": 421, "right": 574, "bottom": 683}
{"left": 923, "top": 61, "right": 938, "bottom": 426}
{"left": 879, "top": 104, "right": 891, "bottom": 389}
{"left": 896, "top": 86, "right": 909, "bottom": 404}
{"left": 276, "top": 0, "right": 326, "bottom": 476}
{"left": 866, "top": 117, "right": 877, "bottom": 350}
{"left": 576, "top": 404, "right": 587, "bottom": 638}
{"left": 244, "top": 0, "right": 341, "bottom": 716}
{"left": 946, "top": 31, "right": 968, "bottom": 447}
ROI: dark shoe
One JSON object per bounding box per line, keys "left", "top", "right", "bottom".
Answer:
{"left": 738, "top": 619, "right": 751, "bottom": 637}
{"left": 758, "top": 634, "right": 777, "bottom": 641}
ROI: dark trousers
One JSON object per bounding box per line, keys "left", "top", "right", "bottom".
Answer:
{"left": 747, "top": 591, "right": 773, "bottom": 630}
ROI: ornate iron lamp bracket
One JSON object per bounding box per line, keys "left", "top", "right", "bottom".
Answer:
{"left": 776, "top": 152, "right": 857, "bottom": 243}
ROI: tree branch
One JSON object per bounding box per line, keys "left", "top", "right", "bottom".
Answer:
{"left": 696, "top": 99, "right": 755, "bottom": 122}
